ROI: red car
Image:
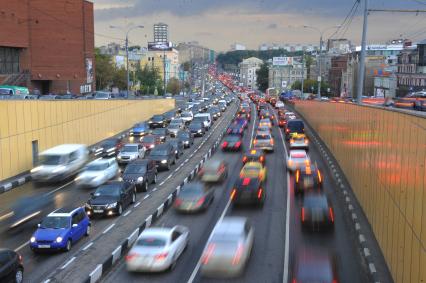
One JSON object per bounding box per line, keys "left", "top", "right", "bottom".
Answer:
{"left": 140, "top": 135, "right": 162, "bottom": 150}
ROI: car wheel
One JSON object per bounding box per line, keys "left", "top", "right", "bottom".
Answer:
{"left": 153, "top": 174, "right": 157, "bottom": 184}
{"left": 173, "top": 158, "right": 176, "bottom": 165}
{"left": 85, "top": 225, "right": 91, "bottom": 236}
{"left": 169, "top": 257, "right": 177, "bottom": 271}
{"left": 65, "top": 239, "right": 72, "bottom": 252}
{"left": 117, "top": 204, "right": 123, "bottom": 215}
{"left": 15, "top": 267, "right": 24, "bottom": 283}
{"left": 143, "top": 182, "right": 148, "bottom": 192}
{"left": 131, "top": 192, "right": 136, "bottom": 203}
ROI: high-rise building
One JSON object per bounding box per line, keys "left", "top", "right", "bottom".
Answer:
{"left": 154, "top": 23, "right": 168, "bottom": 44}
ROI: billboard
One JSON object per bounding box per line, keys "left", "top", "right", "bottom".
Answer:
{"left": 273, "top": 57, "right": 293, "bottom": 66}
{"left": 148, "top": 42, "right": 173, "bottom": 51}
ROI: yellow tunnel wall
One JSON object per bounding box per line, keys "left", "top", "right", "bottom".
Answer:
{"left": 0, "top": 99, "right": 174, "bottom": 180}
{"left": 294, "top": 101, "right": 426, "bottom": 283}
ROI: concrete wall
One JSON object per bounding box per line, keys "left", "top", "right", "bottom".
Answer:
{"left": 295, "top": 101, "right": 426, "bottom": 283}
{"left": 0, "top": 99, "right": 174, "bottom": 180}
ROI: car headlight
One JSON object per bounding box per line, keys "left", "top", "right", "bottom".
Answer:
{"left": 75, "top": 176, "right": 82, "bottom": 181}
{"left": 161, "top": 160, "right": 168, "bottom": 164}
{"left": 150, "top": 144, "right": 155, "bottom": 149}
{"left": 107, "top": 147, "right": 115, "bottom": 152}
{"left": 52, "top": 166, "right": 66, "bottom": 173}
{"left": 175, "top": 150, "right": 178, "bottom": 154}
{"left": 56, "top": 237, "right": 63, "bottom": 243}
{"left": 107, "top": 202, "right": 118, "bottom": 209}
{"left": 117, "top": 156, "right": 122, "bottom": 159}
{"left": 31, "top": 166, "right": 43, "bottom": 173}
{"left": 137, "top": 176, "right": 144, "bottom": 183}
{"left": 197, "top": 129, "right": 202, "bottom": 133}
{"left": 30, "top": 236, "right": 36, "bottom": 243}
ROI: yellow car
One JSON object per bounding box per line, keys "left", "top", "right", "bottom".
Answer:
{"left": 239, "top": 162, "right": 267, "bottom": 182}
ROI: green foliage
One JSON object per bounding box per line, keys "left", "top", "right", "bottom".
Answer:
{"left": 166, "top": 78, "right": 181, "bottom": 95}
{"left": 292, "top": 79, "right": 330, "bottom": 95}
{"left": 112, "top": 68, "right": 127, "bottom": 90}
{"left": 135, "top": 65, "right": 163, "bottom": 95}
{"left": 256, "top": 63, "right": 269, "bottom": 92}
{"left": 95, "top": 48, "right": 129, "bottom": 91}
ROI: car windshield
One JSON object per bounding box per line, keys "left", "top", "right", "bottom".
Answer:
{"left": 152, "top": 115, "right": 163, "bottom": 121}
{"left": 153, "top": 129, "right": 166, "bottom": 135}
{"left": 122, "top": 145, "right": 138, "bottom": 152}
{"left": 180, "top": 185, "right": 203, "bottom": 197}
{"left": 101, "top": 140, "right": 117, "bottom": 147}
{"left": 178, "top": 132, "right": 189, "bottom": 138}
{"left": 189, "top": 123, "right": 202, "bottom": 129}
{"left": 134, "top": 123, "right": 146, "bottom": 128}
{"left": 94, "top": 185, "right": 120, "bottom": 197}
{"left": 150, "top": 148, "right": 168, "bottom": 156}
{"left": 40, "top": 216, "right": 69, "bottom": 229}
{"left": 136, "top": 237, "right": 167, "bottom": 247}
{"left": 125, "top": 165, "right": 146, "bottom": 174}
{"left": 169, "top": 125, "right": 180, "bottom": 129}
{"left": 225, "top": 135, "right": 240, "bottom": 142}
{"left": 255, "top": 134, "right": 271, "bottom": 140}
{"left": 181, "top": 112, "right": 192, "bottom": 117}
{"left": 39, "top": 154, "right": 66, "bottom": 165}
{"left": 288, "top": 121, "right": 304, "bottom": 132}
{"left": 304, "top": 195, "right": 328, "bottom": 208}
{"left": 86, "top": 163, "right": 109, "bottom": 171}
{"left": 0, "top": 88, "right": 12, "bottom": 95}
{"left": 141, "top": 136, "right": 155, "bottom": 143}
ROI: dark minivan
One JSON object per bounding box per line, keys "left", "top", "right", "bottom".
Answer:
{"left": 122, "top": 159, "right": 157, "bottom": 192}
{"left": 0, "top": 249, "right": 24, "bottom": 283}
{"left": 285, "top": 119, "right": 305, "bottom": 140}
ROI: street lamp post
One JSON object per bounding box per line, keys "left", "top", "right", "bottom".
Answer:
{"left": 110, "top": 25, "right": 144, "bottom": 97}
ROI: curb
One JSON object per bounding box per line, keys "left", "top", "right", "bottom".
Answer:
{"left": 0, "top": 174, "right": 31, "bottom": 194}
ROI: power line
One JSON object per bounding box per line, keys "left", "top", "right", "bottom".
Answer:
{"left": 329, "top": 0, "right": 360, "bottom": 39}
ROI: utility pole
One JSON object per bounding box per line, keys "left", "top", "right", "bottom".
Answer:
{"left": 125, "top": 35, "right": 130, "bottom": 97}
{"left": 356, "top": 0, "right": 369, "bottom": 104}
{"left": 301, "top": 50, "right": 305, "bottom": 97}
{"left": 317, "top": 35, "right": 322, "bottom": 99}
{"left": 163, "top": 49, "right": 166, "bottom": 95}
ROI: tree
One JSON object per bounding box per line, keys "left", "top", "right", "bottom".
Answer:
{"left": 95, "top": 48, "right": 114, "bottom": 90}
{"left": 135, "top": 65, "right": 162, "bottom": 95}
{"left": 292, "top": 79, "right": 331, "bottom": 95}
{"left": 166, "top": 78, "right": 181, "bottom": 95}
{"left": 111, "top": 67, "right": 127, "bottom": 90}
{"left": 304, "top": 54, "right": 314, "bottom": 79}
{"left": 256, "top": 62, "right": 269, "bottom": 92}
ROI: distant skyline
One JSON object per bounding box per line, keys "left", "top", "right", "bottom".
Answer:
{"left": 93, "top": 0, "right": 426, "bottom": 51}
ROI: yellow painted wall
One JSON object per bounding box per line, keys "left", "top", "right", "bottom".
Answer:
{"left": 0, "top": 99, "right": 174, "bottom": 180}
{"left": 294, "top": 101, "right": 426, "bottom": 283}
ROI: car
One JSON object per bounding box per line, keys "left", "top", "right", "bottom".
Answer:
{"left": 289, "top": 134, "right": 309, "bottom": 150}
{"left": 301, "top": 192, "right": 334, "bottom": 232}
{"left": 230, "top": 177, "right": 265, "bottom": 206}
{"left": 295, "top": 164, "right": 323, "bottom": 195}
{"left": 194, "top": 113, "right": 212, "bottom": 130}
{"left": 285, "top": 119, "right": 305, "bottom": 140}
{"left": 242, "top": 149, "right": 265, "bottom": 165}
{"left": 221, "top": 134, "right": 243, "bottom": 151}
{"left": 253, "top": 132, "right": 274, "bottom": 152}
{"left": 287, "top": 150, "right": 310, "bottom": 172}
{"left": 174, "top": 182, "right": 214, "bottom": 212}
{"left": 130, "top": 122, "right": 151, "bottom": 137}
{"left": 163, "top": 111, "right": 176, "bottom": 124}
{"left": 85, "top": 181, "right": 136, "bottom": 217}
{"left": 169, "top": 118, "right": 185, "bottom": 127}
{"left": 210, "top": 106, "right": 221, "bottom": 118}
{"left": 167, "top": 139, "right": 184, "bottom": 159}
{"left": 122, "top": 159, "right": 157, "bottom": 192}
{"left": 152, "top": 128, "right": 168, "bottom": 142}
{"left": 258, "top": 118, "right": 272, "bottom": 129}
{"left": 292, "top": 248, "right": 339, "bottom": 283}
{"left": 236, "top": 112, "right": 250, "bottom": 121}
{"left": 92, "top": 138, "right": 123, "bottom": 157}
{"left": 140, "top": 135, "right": 162, "bottom": 151}
{"left": 278, "top": 116, "right": 287, "bottom": 127}
{"left": 275, "top": 101, "right": 285, "bottom": 108}
{"left": 188, "top": 122, "right": 205, "bottom": 137}
{"left": 126, "top": 226, "right": 190, "bottom": 272}
{"left": 149, "top": 114, "right": 166, "bottom": 128}
{"left": 167, "top": 124, "right": 182, "bottom": 138}
{"left": 117, "top": 143, "right": 146, "bottom": 164}
{"left": 226, "top": 123, "right": 244, "bottom": 136}
{"left": 180, "top": 111, "right": 193, "bottom": 124}
{"left": 239, "top": 161, "right": 266, "bottom": 181}
{"left": 75, "top": 158, "right": 119, "bottom": 188}
{"left": 148, "top": 143, "right": 176, "bottom": 170}
{"left": 200, "top": 217, "right": 254, "bottom": 277}
{"left": 176, "top": 130, "right": 194, "bottom": 148}
{"left": 30, "top": 207, "right": 91, "bottom": 252}
{"left": 232, "top": 118, "right": 248, "bottom": 129}
{"left": 198, "top": 159, "right": 228, "bottom": 183}
{"left": 0, "top": 249, "right": 24, "bottom": 283}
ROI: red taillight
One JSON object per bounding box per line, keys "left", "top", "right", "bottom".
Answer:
{"left": 18, "top": 254, "right": 23, "bottom": 264}
{"left": 202, "top": 244, "right": 216, "bottom": 265}
{"left": 295, "top": 170, "right": 300, "bottom": 183}
{"left": 318, "top": 170, "right": 322, "bottom": 183}
{"left": 154, "top": 252, "right": 168, "bottom": 261}
{"left": 196, "top": 196, "right": 206, "bottom": 206}
{"left": 230, "top": 189, "right": 237, "bottom": 200}
{"left": 286, "top": 129, "right": 290, "bottom": 133}
{"left": 253, "top": 140, "right": 257, "bottom": 145}
{"left": 125, "top": 253, "right": 138, "bottom": 261}
{"left": 222, "top": 142, "right": 228, "bottom": 148}
{"left": 234, "top": 141, "right": 241, "bottom": 148}
{"left": 270, "top": 139, "right": 274, "bottom": 145}
{"left": 242, "top": 178, "right": 251, "bottom": 185}
{"left": 259, "top": 156, "right": 264, "bottom": 162}
{"left": 257, "top": 188, "right": 263, "bottom": 199}
{"left": 329, "top": 207, "right": 334, "bottom": 222}
{"left": 301, "top": 207, "right": 305, "bottom": 222}
{"left": 174, "top": 198, "right": 183, "bottom": 206}
{"left": 232, "top": 244, "right": 244, "bottom": 265}
{"left": 242, "top": 156, "right": 248, "bottom": 163}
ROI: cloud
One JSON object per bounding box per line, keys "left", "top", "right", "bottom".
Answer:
{"left": 267, "top": 23, "right": 277, "bottom": 29}
{"left": 195, "top": 31, "right": 214, "bottom": 37}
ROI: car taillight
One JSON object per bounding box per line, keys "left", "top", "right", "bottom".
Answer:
{"left": 304, "top": 139, "right": 309, "bottom": 144}
{"left": 270, "top": 139, "right": 274, "bottom": 145}
{"left": 18, "top": 254, "right": 23, "bottom": 264}
{"left": 230, "top": 189, "right": 237, "bottom": 200}
{"left": 196, "top": 196, "right": 206, "bottom": 206}
{"left": 257, "top": 188, "right": 263, "bottom": 199}
{"left": 295, "top": 170, "right": 300, "bottom": 183}
{"left": 329, "top": 207, "right": 334, "bottom": 222}
{"left": 242, "top": 156, "right": 248, "bottom": 163}
{"left": 253, "top": 140, "right": 257, "bottom": 145}
{"left": 202, "top": 244, "right": 216, "bottom": 265}
{"left": 232, "top": 244, "right": 244, "bottom": 265}
{"left": 286, "top": 129, "right": 290, "bottom": 133}
{"left": 125, "top": 253, "right": 138, "bottom": 261}
{"left": 301, "top": 207, "right": 305, "bottom": 222}
{"left": 234, "top": 141, "right": 241, "bottom": 148}
{"left": 318, "top": 170, "right": 322, "bottom": 183}
{"left": 222, "top": 142, "right": 228, "bottom": 148}
{"left": 154, "top": 252, "right": 168, "bottom": 261}
{"left": 174, "top": 198, "right": 183, "bottom": 206}
{"left": 259, "top": 156, "right": 264, "bottom": 162}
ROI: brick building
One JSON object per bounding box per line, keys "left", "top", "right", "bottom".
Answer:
{"left": 0, "top": 0, "right": 94, "bottom": 94}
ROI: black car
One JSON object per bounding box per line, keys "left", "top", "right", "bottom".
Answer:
{"left": 93, "top": 138, "right": 123, "bottom": 157}
{"left": 221, "top": 134, "right": 243, "bottom": 151}
{"left": 167, "top": 139, "right": 184, "bottom": 159}
{"left": 230, "top": 177, "right": 265, "bottom": 206}
{"left": 294, "top": 164, "right": 323, "bottom": 195}
{"left": 85, "top": 181, "right": 136, "bottom": 217}
{"left": 152, "top": 128, "right": 168, "bottom": 142}
{"left": 173, "top": 182, "right": 214, "bottom": 213}
{"left": 148, "top": 143, "right": 176, "bottom": 170}
{"left": 177, "top": 130, "right": 194, "bottom": 148}
{"left": 0, "top": 249, "right": 24, "bottom": 283}
{"left": 301, "top": 192, "right": 334, "bottom": 232}
{"left": 164, "top": 111, "right": 176, "bottom": 124}
{"left": 149, "top": 115, "right": 166, "bottom": 128}
{"left": 226, "top": 123, "right": 244, "bottom": 136}
{"left": 122, "top": 160, "right": 157, "bottom": 192}
{"left": 188, "top": 122, "right": 205, "bottom": 137}
{"left": 292, "top": 249, "right": 338, "bottom": 283}
{"left": 285, "top": 119, "right": 305, "bottom": 140}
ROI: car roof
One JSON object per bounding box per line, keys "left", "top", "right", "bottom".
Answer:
{"left": 141, "top": 227, "right": 173, "bottom": 237}
{"left": 128, "top": 159, "right": 149, "bottom": 166}
{"left": 41, "top": 144, "right": 86, "bottom": 155}
{"left": 245, "top": 149, "right": 262, "bottom": 157}
{"left": 290, "top": 150, "right": 308, "bottom": 158}
{"left": 214, "top": 217, "right": 247, "bottom": 234}
{"left": 87, "top": 158, "right": 110, "bottom": 166}
{"left": 49, "top": 206, "right": 81, "bottom": 217}
{"left": 123, "top": 143, "right": 138, "bottom": 146}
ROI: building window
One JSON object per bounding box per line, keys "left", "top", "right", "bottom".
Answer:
{"left": 0, "top": 47, "right": 20, "bottom": 74}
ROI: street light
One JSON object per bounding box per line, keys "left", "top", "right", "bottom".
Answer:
{"left": 303, "top": 25, "right": 341, "bottom": 99}
{"left": 110, "top": 25, "right": 144, "bottom": 97}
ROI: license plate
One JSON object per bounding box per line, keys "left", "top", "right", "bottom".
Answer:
{"left": 94, "top": 209, "right": 103, "bottom": 213}
{"left": 38, "top": 245, "right": 50, "bottom": 248}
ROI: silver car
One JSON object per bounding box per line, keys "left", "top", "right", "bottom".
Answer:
{"left": 167, "top": 124, "right": 182, "bottom": 137}
{"left": 75, "top": 158, "right": 119, "bottom": 188}
{"left": 201, "top": 217, "right": 254, "bottom": 278}
{"left": 253, "top": 132, "right": 274, "bottom": 152}
{"left": 117, "top": 144, "right": 146, "bottom": 164}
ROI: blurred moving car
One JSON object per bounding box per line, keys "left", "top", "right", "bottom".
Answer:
{"left": 227, "top": 123, "right": 245, "bottom": 136}
{"left": 152, "top": 128, "right": 168, "bottom": 143}
{"left": 148, "top": 143, "right": 176, "bottom": 170}
{"left": 149, "top": 115, "right": 166, "bottom": 128}
{"left": 292, "top": 249, "right": 338, "bottom": 283}
{"left": 294, "top": 164, "right": 323, "bottom": 195}
{"left": 117, "top": 143, "right": 146, "bottom": 164}
{"left": 174, "top": 182, "right": 214, "bottom": 212}
{"left": 258, "top": 118, "right": 272, "bottom": 129}
{"left": 30, "top": 207, "right": 91, "bottom": 252}
{"left": 188, "top": 122, "right": 205, "bottom": 137}
{"left": 140, "top": 135, "right": 162, "bottom": 151}
{"left": 0, "top": 249, "right": 24, "bottom": 283}
{"left": 230, "top": 177, "right": 265, "bottom": 206}
{"left": 75, "top": 158, "right": 119, "bottom": 188}
{"left": 93, "top": 138, "right": 123, "bottom": 157}
{"left": 221, "top": 135, "right": 243, "bottom": 151}
{"left": 239, "top": 162, "right": 266, "bottom": 181}
{"left": 130, "top": 122, "right": 150, "bottom": 137}
{"left": 126, "top": 226, "right": 190, "bottom": 272}
{"left": 253, "top": 132, "right": 274, "bottom": 152}
{"left": 85, "top": 181, "right": 136, "bottom": 217}
{"left": 122, "top": 159, "right": 157, "bottom": 192}
{"left": 242, "top": 149, "right": 265, "bottom": 165}
{"left": 301, "top": 193, "right": 334, "bottom": 232}
{"left": 177, "top": 130, "right": 194, "bottom": 148}
{"left": 289, "top": 134, "right": 309, "bottom": 150}
{"left": 199, "top": 159, "right": 228, "bottom": 183}
{"left": 287, "top": 150, "right": 310, "bottom": 172}
{"left": 201, "top": 217, "right": 254, "bottom": 278}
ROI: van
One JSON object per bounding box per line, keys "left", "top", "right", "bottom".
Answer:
{"left": 0, "top": 85, "right": 30, "bottom": 96}
{"left": 31, "top": 144, "right": 89, "bottom": 182}
{"left": 285, "top": 119, "right": 305, "bottom": 140}
{"left": 194, "top": 113, "right": 212, "bottom": 130}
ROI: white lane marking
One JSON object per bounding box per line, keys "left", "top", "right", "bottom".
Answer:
{"left": 102, "top": 223, "right": 115, "bottom": 234}
{"left": 45, "top": 180, "right": 74, "bottom": 196}
{"left": 143, "top": 194, "right": 150, "bottom": 200}
{"left": 187, "top": 198, "right": 232, "bottom": 283}
{"left": 42, "top": 279, "right": 51, "bottom": 283}
{"left": 153, "top": 187, "right": 158, "bottom": 192}
{"left": 123, "top": 210, "right": 131, "bottom": 217}
{"left": 14, "top": 241, "right": 29, "bottom": 252}
{"left": 184, "top": 158, "right": 189, "bottom": 163}
{"left": 60, "top": 256, "right": 76, "bottom": 269}
{"left": 82, "top": 242, "right": 93, "bottom": 251}
{"left": 159, "top": 181, "right": 165, "bottom": 186}
{"left": 134, "top": 201, "right": 141, "bottom": 208}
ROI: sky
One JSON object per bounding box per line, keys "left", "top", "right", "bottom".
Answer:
{"left": 92, "top": 0, "right": 426, "bottom": 52}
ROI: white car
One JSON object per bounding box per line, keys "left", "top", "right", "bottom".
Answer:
{"left": 75, "top": 158, "right": 119, "bottom": 188}
{"left": 287, "top": 150, "right": 311, "bottom": 172}
{"left": 275, "top": 101, "right": 285, "bottom": 108}
{"left": 117, "top": 143, "right": 146, "bottom": 164}
{"left": 180, "top": 111, "right": 193, "bottom": 124}
{"left": 126, "top": 226, "right": 190, "bottom": 272}
{"left": 289, "top": 134, "right": 309, "bottom": 150}
{"left": 201, "top": 217, "right": 254, "bottom": 278}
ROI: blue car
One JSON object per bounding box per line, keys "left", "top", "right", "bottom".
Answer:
{"left": 130, "top": 122, "right": 150, "bottom": 136}
{"left": 30, "top": 207, "right": 91, "bottom": 252}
